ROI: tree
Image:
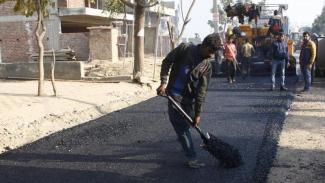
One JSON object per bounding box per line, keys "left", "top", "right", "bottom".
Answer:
{"left": 0, "top": 0, "right": 51, "bottom": 96}
{"left": 221, "top": 0, "right": 234, "bottom": 6}
{"left": 219, "top": 0, "right": 233, "bottom": 25}
{"left": 218, "top": 0, "right": 235, "bottom": 32}
{"left": 104, "top": 0, "right": 158, "bottom": 83}
{"left": 312, "top": 6, "right": 325, "bottom": 36}
{"left": 167, "top": 0, "right": 196, "bottom": 49}
{"left": 103, "top": 0, "right": 125, "bottom": 14}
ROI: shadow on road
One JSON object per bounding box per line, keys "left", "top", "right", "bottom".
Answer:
{"left": 0, "top": 77, "right": 298, "bottom": 183}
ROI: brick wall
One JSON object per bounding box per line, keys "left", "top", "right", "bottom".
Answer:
{"left": 68, "top": 0, "right": 85, "bottom": 8}
{"left": 0, "top": 1, "right": 21, "bottom": 16}
{"left": 144, "top": 27, "right": 156, "bottom": 55}
{"left": 0, "top": 21, "right": 38, "bottom": 63}
{"left": 0, "top": 18, "right": 71, "bottom": 63}
{"left": 57, "top": 0, "right": 85, "bottom": 8}
{"left": 57, "top": 0, "right": 67, "bottom": 8}
{"left": 88, "top": 26, "right": 118, "bottom": 62}
{"left": 60, "top": 33, "right": 89, "bottom": 61}
{"left": 143, "top": 27, "right": 171, "bottom": 57}
{"left": 0, "top": 1, "right": 35, "bottom": 63}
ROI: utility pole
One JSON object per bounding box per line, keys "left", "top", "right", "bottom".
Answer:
{"left": 211, "top": 0, "right": 219, "bottom": 33}
{"left": 0, "top": 47, "right": 2, "bottom": 63}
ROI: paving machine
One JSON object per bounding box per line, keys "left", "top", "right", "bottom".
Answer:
{"left": 225, "top": 2, "right": 297, "bottom": 76}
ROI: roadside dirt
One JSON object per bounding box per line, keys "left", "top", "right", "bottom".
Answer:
{"left": 84, "top": 56, "right": 162, "bottom": 81}
{"left": 267, "top": 80, "right": 325, "bottom": 183}
{"left": 0, "top": 57, "right": 163, "bottom": 154}
{"left": 1, "top": 56, "right": 324, "bottom": 182}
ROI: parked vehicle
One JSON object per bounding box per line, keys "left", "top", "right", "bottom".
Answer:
{"left": 315, "top": 36, "right": 325, "bottom": 77}
{"left": 290, "top": 32, "right": 301, "bottom": 50}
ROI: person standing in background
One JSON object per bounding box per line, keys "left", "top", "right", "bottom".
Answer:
{"left": 224, "top": 35, "right": 237, "bottom": 83}
{"left": 241, "top": 38, "right": 255, "bottom": 79}
{"left": 270, "top": 33, "right": 289, "bottom": 91}
{"left": 299, "top": 31, "right": 316, "bottom": 92}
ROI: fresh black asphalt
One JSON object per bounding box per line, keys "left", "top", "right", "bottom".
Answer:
{"left": 0, "top": 76, "right": 295, "bottom": 183}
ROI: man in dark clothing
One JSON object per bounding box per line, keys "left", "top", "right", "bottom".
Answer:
{"left": 268, "top": 10, "right": 283, "bottom": 36}
{"left": 213, "top": 49, "right": 224, "bottom": 77}
{"left": 270, "top": 32, "right": 289, "bottom": 91}
{"left": 156, "top": 33, "right": 222, "bottom": 168}
{"left": 299, "top": 31, "right": 316, "bottom": 92}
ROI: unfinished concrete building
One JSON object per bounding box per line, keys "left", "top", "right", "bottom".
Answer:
{"left": 0, "top": 0, "right": 176, "bottom": 79}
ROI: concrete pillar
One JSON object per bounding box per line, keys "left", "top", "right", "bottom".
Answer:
{"left": 87, "top": 26, "right": 118, "bottom": 62}
{"left": 46, "top": 2, "right": 61, "bottom": 51}
{"left": 0, "top": 46, "right": 2, "bottom": 63}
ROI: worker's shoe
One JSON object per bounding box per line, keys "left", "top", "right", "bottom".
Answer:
{"left": 228, "top": 78, "right": 233, "bottom": 84}
{"left": 270, "top": 86, "right": 275, "bottom": 91}
{"left": 187, "top": 160, "right": 205, "bottom": 169}
{"left": 280, "top": 86, "right": 288, "bottom": 91}
{"left": 302, "top": 87, "right": 310, "bottom": 92}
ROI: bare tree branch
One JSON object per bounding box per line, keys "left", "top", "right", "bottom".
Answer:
{"left": 177, "top": 0, "right": 196, "bottom": 40}
{"left": 167, "top": 21, "right": 174, "bottom": 41}
{"left": 180, "top": 0, "right": 185, "bottom": 22}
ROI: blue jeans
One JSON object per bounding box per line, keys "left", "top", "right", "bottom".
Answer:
{"left": 168, "top": 100, "right": 196, "bottom": 160}
{"left": 271, "top": 59, "right": 286, "bottom": 87}
{"left": 301, "top": 65, "right": 312, "bottom": 90}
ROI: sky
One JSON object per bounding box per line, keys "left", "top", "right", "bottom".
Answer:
{"left": 177, "top": 0, "right": 325, "bottom": 38}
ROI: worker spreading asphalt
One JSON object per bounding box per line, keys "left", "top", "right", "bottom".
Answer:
{"left": 0, "top": 76, "right": 295, "bottom": 183}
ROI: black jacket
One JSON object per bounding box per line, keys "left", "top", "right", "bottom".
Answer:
{"left": 270, "top": 40, "right": 289, "bottom": 61}
{"left": 160, "top": 43, "right": 212, "bottom": 116}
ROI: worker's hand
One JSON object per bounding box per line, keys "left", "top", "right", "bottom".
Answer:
{"left": 192, "top": 115, "right": 201, "bottom": 127}
{"left": 156, "top": 84, "right": 167, "bottom": 96}
{"left": 287, "top": 61, "right": 290, "bottom": 68}
{"left": 307, "top": 64, "right": 312, "bottom": 70}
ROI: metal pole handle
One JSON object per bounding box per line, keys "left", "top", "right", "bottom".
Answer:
{"left": 167, "top": 95, "right": 210, "bottom": 140}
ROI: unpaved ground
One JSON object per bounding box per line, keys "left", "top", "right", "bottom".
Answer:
{"left": 85, "top": 56, "right": 162, "bottom": 81}
{"left": 0, "top": 57, "right": 163, "bottom": 154}
{"left": 267, "top": 79, "right": 325, "bottom": 183}
{"left": 1, "top": 56, "right": 325, "bottom": 182}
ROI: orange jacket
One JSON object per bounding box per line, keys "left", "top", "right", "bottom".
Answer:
{"left": 224, "top": 43, "right": 237, "bottom": 61}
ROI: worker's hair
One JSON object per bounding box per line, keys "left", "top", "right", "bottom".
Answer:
{"left": 202, "top": 33, "right": 222, "bottom": 51}
{"left": 245, "top": 38, "right": 250, "bottom": 43}
{"left": 274, "top": 10, "right": 278, "bottom": 15}
{"left": 303, "top": 31, "right": 310, "bottom": 36}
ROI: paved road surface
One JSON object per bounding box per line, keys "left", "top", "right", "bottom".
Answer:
{"left": 0, "top": 76, "right": 295, "bottom": 183}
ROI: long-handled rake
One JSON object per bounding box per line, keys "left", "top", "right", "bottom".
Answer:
{"left": 167, "top": 95, "right": 243, "bottom": 168}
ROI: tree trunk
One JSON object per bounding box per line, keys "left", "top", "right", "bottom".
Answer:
{"left": 35, "top": 8, "right": 46, "bottom": 96}
{"left": 51, "top": 49, "right": 57, "bottom": 96}
{"left": 153, "top": 10, "right": 161, "bottom": 80}
{"left": 171, "top": 39, "right": 177, "bottom": 49}
{"left": 133, "top": 4, "right": 145, "bottom": 82}
{"left": 167, "top": 21, "right": 176, "bottom": 49}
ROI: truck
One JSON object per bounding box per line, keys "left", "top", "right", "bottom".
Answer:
{"left": 315, "top": 36, "right": 325, "bottom": 77}
{"left": 223, "top": 3, "right": 297, "bottom": 76}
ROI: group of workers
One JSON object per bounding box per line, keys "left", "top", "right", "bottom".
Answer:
{"left": 155, "top": 9, "right": 317, "bottom": 169}
{"left": 220, "top": 31, "right": 316, "bottom": 92}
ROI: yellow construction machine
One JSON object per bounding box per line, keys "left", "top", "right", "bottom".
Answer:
{"left": 225, "top": 2, "right": 297, "bottom": 75}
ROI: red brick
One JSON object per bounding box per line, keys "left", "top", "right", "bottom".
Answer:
{"left": 60, "top": 33, "right": 89, "bottom": 61}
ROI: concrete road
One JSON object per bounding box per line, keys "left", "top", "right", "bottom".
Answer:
{"left": 0, "top": 76, "right": 295, "bottom": 183}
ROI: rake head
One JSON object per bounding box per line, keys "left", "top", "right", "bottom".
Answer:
{"left": 203, "top": 133, "right": 243, "bottom": 168}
